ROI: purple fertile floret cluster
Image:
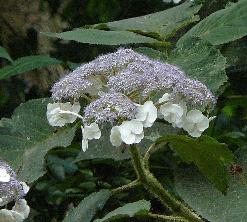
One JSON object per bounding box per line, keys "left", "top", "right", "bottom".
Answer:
{"left": 51, "top": 48, "right": 215, "bottom": 124}
{"left": 83, "top": 92, "right": 137, "bottom": 124}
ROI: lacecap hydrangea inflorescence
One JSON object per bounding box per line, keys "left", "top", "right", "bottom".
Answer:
{"left": 47, "top": 48, "right": 216, "bottom": 151}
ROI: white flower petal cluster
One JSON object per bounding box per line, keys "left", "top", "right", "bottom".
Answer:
{"left": 0, "top": 199, "right": 30, "bottom": 222}
{"left": 159, "top": 102, "right": 185, "bottom": 128}
{"left": 0, "top": 168, "right": 10, "bottom": 182}
{"left": 81, "top": 123, "right": 101, "bottom": 151}
{"left": 47, "top": 102, "right": 81, "bottom": 127}
{"left": 110, "top": 101, "right": 158, "bottom": 147}
{"left": 135, "top": 101, "right": 157, "bottom": 127}
{"left": 110, "top": 120, "right": 144, "bottom": 147}
{"left": 182, "top": 110, "right": 214, "bottom": 137}
{"left": 158, "top": 93, "right": 214, "bottom": 137}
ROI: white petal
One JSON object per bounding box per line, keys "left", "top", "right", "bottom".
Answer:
{"left": 186, "top": 110, "right": 204, "bottom": 123}
{"left": 82, "top": 123, "right": 101, "bottom": 140}
{"left": 197, "top": 116, "right": 209, "bottom": 131}
{"left": 46, "top": 102, "right": 81, "bottom": 127}
{"left": 0, "top": 168, "right": 10, "bottom": 182}
{"left": 135, "top": 107, "right": 147, "bottom": 122}
{"left": 20, "top": 182, "right": 29, "bottom": 195}
{"left": 209, "top": 116, "right": 216, "bottom": 122}
{"left": 81, "top": 139, "right": 88, "bottom": 152}
{"left": 134, "top": 132, "right": 145, "bottom": 143}
{"left": 120, "top": 130, "right": 136, "bottom": 144}
{"left": 110, "top": 126, "right": 122, "bottom": 147}
{"left": 159, "top": 103, "right": 184, "bottom": 125}
{"left": 187, "top": 129, "right": 202, "bottom": 138}
{"left": 135, "top": 101, "right": 157, "bottom": 128}
{"left": 120, "top": 120, "right": 143, "bottom": 135}
{"left": 158, "top": 93, "right": 171, "bottom": 103}
{"left": 12, "top": 199, "right": 30, "bottom": 219}
{"left": 0, "top": 209, "right": 24, "bottom": 222}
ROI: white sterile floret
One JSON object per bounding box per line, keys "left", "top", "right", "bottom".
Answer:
{"left": 81, "top": 123, "right": 101, "bottom": 151}
{"left": 110, "top": 126, "right": 123, "bottom": 147}
{"left": 0, "top": 199, "right": 30, "bottom": 222}
{"left": 159, "top": 102, "right": 185, "bottom": 128}
{"left": 0, "top": 168, "right": 10, "bottom": 182}
{"left": 47, "top": 102, "right": 81, "bottom": 127}
{"left": 110, "top": 120, "right": 144, "bottom": 147}
{"left": 12, "top": 199, "right": 30, "bottom": 219}
{"left": 182, "top": 110, "right": 211, "bottom": 137}
{"left": 20, "top": 182, "right": 30, "bottom": 195}
{"left": 158, "top": 93, "right": 171, "bottom": 104}
{"left": 135, "top": 101, "right": 157, "bottom": 128}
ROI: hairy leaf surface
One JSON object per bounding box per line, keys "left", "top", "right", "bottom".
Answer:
{"left": 157, "top": 135, "right": 234, "bottom": 193}
{"left": 0, "top": 55, "right": 61, "bottom": 80}
{"left": 0, "top": 98, "right": 76, "bottom": 183}
{"left": 178, "top": 0, "right": 247, "bottom": 45}
{"left": 63, "top": 190, "right": 111, "bottom": 222}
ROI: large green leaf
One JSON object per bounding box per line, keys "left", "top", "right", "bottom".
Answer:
{"left": 93, "top": 1, "right": 201, "bottom": 40}
{"left": 76, "top": 122, "right": 177, "bottom": 162}
{"left": 178, "top": 0, "right": 247, "bottom": 46}
{"left": 0, "top": 46, "right": 13, "bottom": 62}
{"left": 169, "top": 37, "right": 227, "bottom": 94}
{"left": 62, "top": 190, "right": 111, "bottom": 222}
{"left": 156, "top": 135, "right": 234, "bottom": 193}
{"left": 0, "top": 98, "right": 77, "bottom": 183}
{"left": 42, "top": 29, "right": 159, "bottom": 45}
{"left": 222, "top": 38, "right": 247, "bottom": 73}
{"left": 0, "top": 55, "right": 61, "bottom": 80}
{"left": 175, "top": 149, "right": 247, "bottom": 222}
{"left": 94, "top": 200, "right": 151, "bottom": 222}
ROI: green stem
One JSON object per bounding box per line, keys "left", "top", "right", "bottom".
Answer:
{"left": 129, "top": 145, "right": 204, "bottom": 222}
{"left": 146, "top": 213, "right": 189, "bottom": 222}
{"left": 111, "top": 179, "right": 140, "bottom": 194}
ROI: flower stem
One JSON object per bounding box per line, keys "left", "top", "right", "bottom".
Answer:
{"left": 129, "top": 145, "right": 204, "bottom": 222}
{"left": 111, "top": 179, "right": 140, "bottom": 194}
{"left": 146, "top": 213, "right": 189, "bottom": 222}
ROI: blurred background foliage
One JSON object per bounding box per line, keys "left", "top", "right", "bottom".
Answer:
{"left": 0, "top": 0, "right": 246, "bottom": 221}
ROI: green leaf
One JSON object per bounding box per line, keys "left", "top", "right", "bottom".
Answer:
{"left": 0, "top": 55, "right": 61, "bottom": 80}
{"left": 0, "top": 46, "right": 13, "bottom": 62}
{"left": 0, "top": 98, "right": 77, "bottom": 183}
{"left": 169, "top": 37, "right": 227, "bottom": 95}
{"left": 135, "top": 47, "right": 167, "bottom": 61}
{"left": 94, "top": 1, "right": 201, "bottom": 40}
{"left": 222, "top": 38, "right": 247, "bottom": 73}
{"left": 42, "top": 29, "right": 159, "bottom": 45}
{"left": 94, "top": 200, "right": 151, "bottom": 222}
{"left": 62, "top": 190, "right": 111, "bottom": 222}
{"left": 157, "top": 135, "right": 234, "bottom": 193}
{"left": 175, "top": 148, "right": 247, "bottom": 222}
{"left": 75, "top": 122, "right": 177, "bottom": 162}
{"left": 178, "top": 0, "right": 247, "bottom": 45}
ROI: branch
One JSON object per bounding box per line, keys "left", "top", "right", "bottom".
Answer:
{"left": 112, "top": 179, "right": 141, "bottom": 194}
{"left": 129, "top": 145, "right": 204, "bottom": 222}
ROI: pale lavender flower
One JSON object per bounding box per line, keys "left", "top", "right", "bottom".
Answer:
{"left": 51, "top": 48, "right": 146, "bottom": 100}
{"left": 83, "top": 92, "right": 137, "bottom": 124}
{"left": 51, "top": 48, "right": 215, "bottom": 108}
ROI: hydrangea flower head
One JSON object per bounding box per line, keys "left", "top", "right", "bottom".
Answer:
{"left": 48, "top": 48, "right": 217, "bottom": 150}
